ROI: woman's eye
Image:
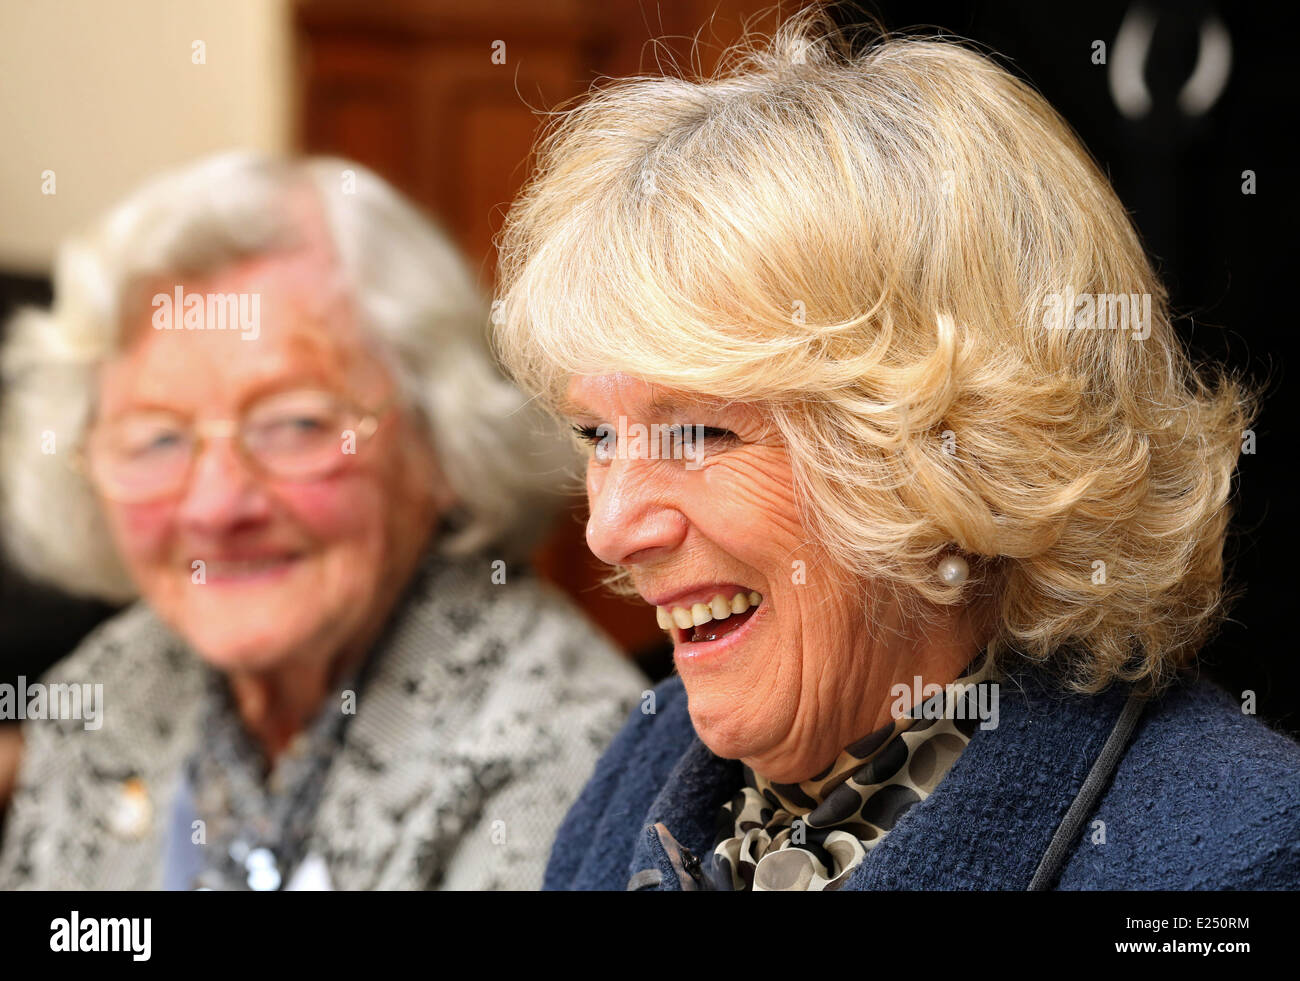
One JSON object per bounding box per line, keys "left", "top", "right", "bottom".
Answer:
{"left": 571, "top": 424, "right": 603, "bottom": 446}
{"left": 571, "top": 424, "right": 616, "bottom": 462}
{"left": 134, "top": 432, "right": 183, "bottom": 455}
{"left": 569, "top": 422, "right": 737, "bottom": 464}
{"left": 282, "top": 416, "right": 328, "bottom": 432}
{"left": 117, "top": 427, "right": 185, "bottom": 458}
{"left": 695, "top": 426, "right": 737, "bottom": 443}
{"left": 678, "top": 427, "right": 739, "bottom": 463}
{"left": 245, "top": 414, "right": 336, "bottom": 454}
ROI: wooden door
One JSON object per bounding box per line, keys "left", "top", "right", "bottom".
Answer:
{"left": 295, "top": 0, "right": 804, "bottom": 661}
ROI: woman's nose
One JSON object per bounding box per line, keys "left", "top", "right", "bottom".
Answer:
{"left": 584, "top": 458, "right": 688, "bottom": 566}
{"left": 176, "top": 438, "right": 272, "bottom": 532}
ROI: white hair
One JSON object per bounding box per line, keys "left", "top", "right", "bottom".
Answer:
{"left": 1, "top": 151, "right": 572, "bottom": 600}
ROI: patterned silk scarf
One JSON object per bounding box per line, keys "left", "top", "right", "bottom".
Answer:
{"left": 706, "top": 653, "right": 996, "bottom": 890}
{"left": 181, "top": 665, "right": 359, "bottom": 890}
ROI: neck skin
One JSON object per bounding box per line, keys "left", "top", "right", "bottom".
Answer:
{"left": 226, "top": 642, "right": 366, "bottom": 764}
{"left": 226, "top": 525, "right": 435, "bottom": 765}
{"left": 744, "top": 596, "right": 995, "bottom": 786}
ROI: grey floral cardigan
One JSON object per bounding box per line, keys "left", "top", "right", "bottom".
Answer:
{"left": 0, "top": 550, "right": 646, "bottom": 889}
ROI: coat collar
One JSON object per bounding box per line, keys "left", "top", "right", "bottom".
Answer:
{"left": 10, "top": 549, "right": 567, "bottom": 890}
{"left": 292, "top": 549, "right": 556, "bottom": 889}
{"left": 846, "top": 671, "right": 1132, "bottom": 888}
{"left": 630, "top": 667, "right": 1133, "bottom": 890}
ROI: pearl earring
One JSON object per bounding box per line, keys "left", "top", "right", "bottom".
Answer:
{"left": 937, "top": 554, "right": 969, "bottom": 586}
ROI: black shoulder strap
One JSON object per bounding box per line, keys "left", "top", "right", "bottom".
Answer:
{"left": 1028, "top": 692, "right": 1146, "bottom": 890}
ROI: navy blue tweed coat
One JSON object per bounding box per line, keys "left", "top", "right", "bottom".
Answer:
{"left": 546, "top": 666, "right": 1300, "bottom": 890}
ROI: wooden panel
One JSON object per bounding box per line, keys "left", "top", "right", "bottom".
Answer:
{"left": 301, "top": 41, "right": 419, "bottom": 190}
{"left": 294, "top": 0, "right": 803, "bottom": 659}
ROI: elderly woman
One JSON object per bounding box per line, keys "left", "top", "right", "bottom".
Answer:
{"left": 0, "top": 152, "right": 644, "bottom": 890}
{"left": 493, "top": 12, "right": 1300, "bottom": 890}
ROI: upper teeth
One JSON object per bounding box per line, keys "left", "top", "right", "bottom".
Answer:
{"left": 656, "top": 591, "right": 761, "bottom": 631}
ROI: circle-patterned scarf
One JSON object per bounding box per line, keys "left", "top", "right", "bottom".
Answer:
{"left": 707, "top": 654, "right": 996, "bottom": 890}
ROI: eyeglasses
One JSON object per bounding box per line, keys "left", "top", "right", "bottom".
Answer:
{"left": 80, "top": 388, "right": 392, "bottom": 503}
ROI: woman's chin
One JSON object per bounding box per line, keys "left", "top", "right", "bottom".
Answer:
{"left": 683, "top": 694, "right": 767, "bottom": 763}
{"left": 186, "top": 631, "right": 303, "bottom": 674}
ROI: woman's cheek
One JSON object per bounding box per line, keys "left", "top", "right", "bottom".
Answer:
{"left": 274, "top": 475, "right": 382, "bottom": 540}
{"left": 106, "top": 500, "right": 176, "bottom": 560}
{"left": 697, "top": 458, "right": 803, "bottom": 546}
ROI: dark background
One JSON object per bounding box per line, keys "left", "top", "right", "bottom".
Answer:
{"left": 2, "top": 0, "right": 1296, "bottom": 733}
{"left": 841, "top": 0, "right": 1298, "bottom": 735}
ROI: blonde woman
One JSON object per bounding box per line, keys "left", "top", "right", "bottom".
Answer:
{"left": 0, "top": 152, "right": 644, "bottom": 890}
{"left": 494, "top": 10, "right": 1299, "bottom": 890}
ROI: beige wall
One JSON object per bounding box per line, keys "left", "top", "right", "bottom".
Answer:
{"left": 0, "top": 0, "right": 291, "bottom": 274}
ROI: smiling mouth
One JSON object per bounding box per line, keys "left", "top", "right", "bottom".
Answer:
{"left": 656, "top": 590, "right": 761, "bottom": 644}
{"left": 200, "top": 554, "right": 302, "bottom": 581}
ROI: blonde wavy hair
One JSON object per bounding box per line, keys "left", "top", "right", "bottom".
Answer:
{"left": 493, "top": 8, "right": 1256, "bottom": 694}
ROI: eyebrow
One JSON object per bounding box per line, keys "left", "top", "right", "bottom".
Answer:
{"left": 236, "top": 372, "right": 343, "bottom": 408}
{"left": 101, "top": 373, "right": 346, "bottom": 423}
{"left": 554, "top": 396, "right": 589, "bottom": 419}
{"left": 556, "top": 390, "right": 724, "bottom": 419}
{"left": 646, "top": 392, "right": 708, "bottom": 416}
